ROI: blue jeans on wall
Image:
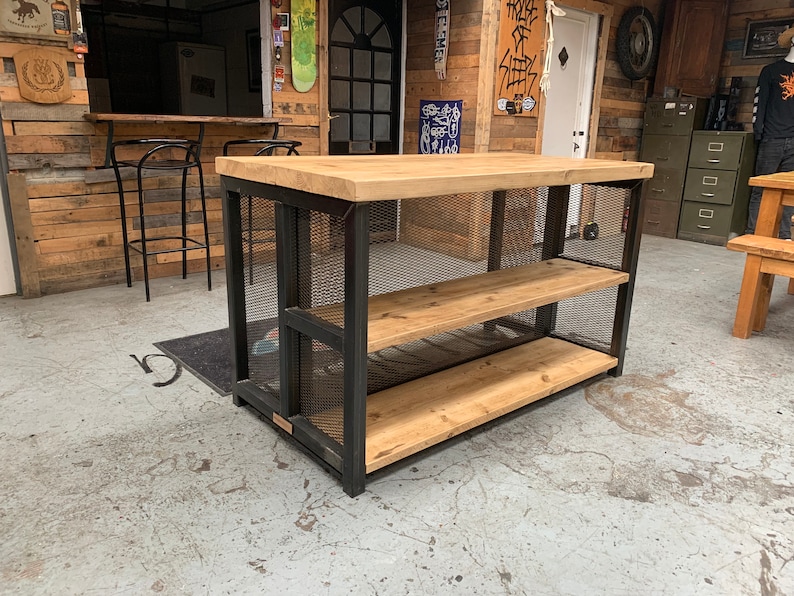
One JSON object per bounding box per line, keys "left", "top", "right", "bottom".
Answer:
{"left": 747, "top": 137, "right": 794, "bottom": 239}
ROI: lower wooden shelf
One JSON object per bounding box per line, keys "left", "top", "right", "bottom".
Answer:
{"left": 362, "top": 336, "right": 617, "bottom": 473}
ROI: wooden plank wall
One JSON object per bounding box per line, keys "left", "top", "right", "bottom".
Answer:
{"left": 270, "top": 0, "right": 321, "bottom": 153}
{"left": 719, "top": 1, "right": 794, "bottom": 129}
{"left": 401, "top": 0, "right": 660, "bottom": 160}
{"left": 590, "top": 0, "right": 661, "bottom": 161}
{"left": 403, "top": 0, "right": 483, "bottom": 153}
{"left": 0, "top": 39, "right": 293, "bottom": 296}
{"left": 1, "top": 0, "right": 722, "bottom": 297}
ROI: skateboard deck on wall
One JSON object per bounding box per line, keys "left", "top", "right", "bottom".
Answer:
{"left": 290, "top": 0, "right": 317, "bottom": 93}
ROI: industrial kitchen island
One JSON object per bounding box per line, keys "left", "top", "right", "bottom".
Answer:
{"left": 216, "top": 153, "right": 653, "bottom": 496}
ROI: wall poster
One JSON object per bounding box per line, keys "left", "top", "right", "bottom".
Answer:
{"left": 419, "top": 99, "right": 462, "bottom": 154}
{"left": 493, "top": 0, "right": 544, "bottom": 117}
{"left": 1, "top": 0, "right": 74, "bottom": 41}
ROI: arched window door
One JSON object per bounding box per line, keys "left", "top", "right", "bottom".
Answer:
{"left": 329, "top": 1, "right": 402, "bottom": 155}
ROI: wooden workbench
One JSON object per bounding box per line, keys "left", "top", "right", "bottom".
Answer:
{"left": 217, "top": 153, "right": 653, "bottom": 496}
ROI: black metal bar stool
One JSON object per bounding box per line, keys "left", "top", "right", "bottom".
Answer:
{"left": 222, "top": 140, "right": 302, "bottom": 284}
{"left": 112, "top": 138, "right": 212, "bottom": 301}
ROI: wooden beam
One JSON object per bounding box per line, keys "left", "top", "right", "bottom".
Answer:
{"left": 318, "top": 0, "right": 329, "bottom": 155}
{"left": 588, "top": 11, "right": 611, "bottom": 158}
{"left": 474, "top": 0, "right": 499, "bottom": 153}
{"left": 6, "top": 173, "right": 40, "bottom": 298}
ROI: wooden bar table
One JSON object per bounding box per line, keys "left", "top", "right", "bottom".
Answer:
{"left": 85, "top": 113, "right": 283, "bottom": 167}
{"left": 217, "top": 153, "right": 654, "bottom": 496}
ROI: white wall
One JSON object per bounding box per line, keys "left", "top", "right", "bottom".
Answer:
{"left": 201, "top": 4, "right": 263, "bottom": 117}
{"left": 0, "top": 183, "right": 17, "bottom": 296}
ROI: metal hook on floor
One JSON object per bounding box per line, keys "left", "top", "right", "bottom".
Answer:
{"left": 130, "top": 353, "right": 183, "bottom": 387}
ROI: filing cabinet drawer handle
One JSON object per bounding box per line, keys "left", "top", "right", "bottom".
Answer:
{"left": 698, "top": 209, "right": 714, "bottom": 218}
{"left": 647, "top": 220, "right": 661, "bottom": 225}
{"left": 707, "top": 159, "right": 721, "bottom": 163}
{"left": 702, "top": 176, "right": 718, "bottom": 185}
{"left": 662, "top": 123, "right": 673, "bottom": 127}
{"left": 697, "top": 225, "right": 712, "bottom": 229}
{"left": 707, "top": 142, "right": 724, "bottom": 152}
{"left": 701, "top": 193, "right": 715, "bottom": 197}
{"left": 651, "top": 188, "right": 664, "bottom": 193}
{"left": 656, "top": 156, "right": 669, "bottom": 161}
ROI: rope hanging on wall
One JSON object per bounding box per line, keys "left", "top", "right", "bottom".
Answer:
{"left": 434, "top": 0, "right": 450, "bottom": 80}
{"left": 540, "top": 0, "right": 566, "bottom": 95}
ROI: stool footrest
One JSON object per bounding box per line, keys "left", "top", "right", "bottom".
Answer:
{"left": 727, "top": 234, "right": 794, "bottom": 262}
{"left": 128, "top": 236, "right": 208, "bottom": 256}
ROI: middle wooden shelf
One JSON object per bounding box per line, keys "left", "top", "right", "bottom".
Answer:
{"left": 306, "top": 257, "right": 629, "bottom": 353}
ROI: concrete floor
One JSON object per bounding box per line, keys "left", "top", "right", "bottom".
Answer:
{"left": 0, "top": 234, "right": 792, "bottom": 595}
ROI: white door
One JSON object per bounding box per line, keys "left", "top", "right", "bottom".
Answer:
{"left": 0, "top": 183, "right": 16, "bottom": 296}
{"left": 540, "top": 6, "right": 599, "bottom": 234}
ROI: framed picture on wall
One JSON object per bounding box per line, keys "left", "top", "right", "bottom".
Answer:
{"left": 743, "top": 18, "right": 792, "bottom": 59}
{"left": 0, "top": 0, "right": 74, "bottom": 41}
{"left": 246, "top": 29, "right": 262, "bottom": 93}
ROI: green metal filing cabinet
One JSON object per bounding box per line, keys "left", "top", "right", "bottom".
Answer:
{"left": 677, "top": 131, "right": 756, "bottom": 246}
{"left": 639, "top": 98, "right": 708, "bottom": 238}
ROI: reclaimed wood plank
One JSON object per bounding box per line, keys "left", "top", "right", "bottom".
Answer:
{"left": 0, "top": 102, "right": 89, "bottom": 121}
{"left": 6, "top": 173, "right": 40, "bottom": 297}
{"left": 216, "top": 153, "right": 654, "bottom": 202}
{"left": 309, "top": 258, "right": 629, "bottom": 353}
{"left": 363, "top": 337, "right": 618, "bottom": 472}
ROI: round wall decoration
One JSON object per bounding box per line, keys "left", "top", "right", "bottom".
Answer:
{"left": 616, "top": 6, "right": 659, "bottom": 81}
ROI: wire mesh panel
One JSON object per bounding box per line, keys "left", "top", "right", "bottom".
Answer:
{"left": 241, "top": 195, "right": 278, "bottom": 394}
{"left": 299, "top": 342, "right": 345, "bottom": 444}
{"left": 559, "top": 183, "right": 631, "bottom": 270}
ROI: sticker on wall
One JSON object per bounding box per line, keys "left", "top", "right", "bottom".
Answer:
{"left": 274, "top": 65, "right": 285, "bottom": 83}
{"left": 434, "top": 0, "right": 450, "bottom": 80}
{"left": 274, "top": 12, "right": 289, "bottom": 31}
{"left": 190, "top": 75, "right": 216, "bottom": 98}
{"left": 419, "top": 99, "right": 462, "bottom": 154}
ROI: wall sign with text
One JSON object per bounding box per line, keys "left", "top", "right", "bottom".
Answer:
{"left": 1, "top": 0, "right": 74, "bottom": 41}
{"left": 493, "top": 0, "right": 543, "bottom": 117}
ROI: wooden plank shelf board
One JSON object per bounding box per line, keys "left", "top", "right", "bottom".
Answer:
{"left": 216, "top": 152, "right": 654, "bottom": 202}
{"left": 364, "top": 337, "right": 617, "bottom": 473}
{"left": 308, "top": 258, "right": 629, "bottom": 353}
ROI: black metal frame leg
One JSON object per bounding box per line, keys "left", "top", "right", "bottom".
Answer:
{"left": 342, "top": 203, "right": 369, "bottom": 497}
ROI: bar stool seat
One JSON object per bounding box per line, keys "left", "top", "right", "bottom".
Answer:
{"left": 112, "top": 138, "right": 212, "bottom": 301}
{"left": 222, "top": 140, "right": 302, "bottom": 284}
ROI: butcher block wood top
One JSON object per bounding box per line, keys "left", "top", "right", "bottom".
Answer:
{"left": 216, "top": 153, "right": 654, "bottom": 202}
{"left": 363, "top": 337, "right": 618, "bottom": 473}
{"left": 308, "top": 258, "right": 629, "bottom": 353}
